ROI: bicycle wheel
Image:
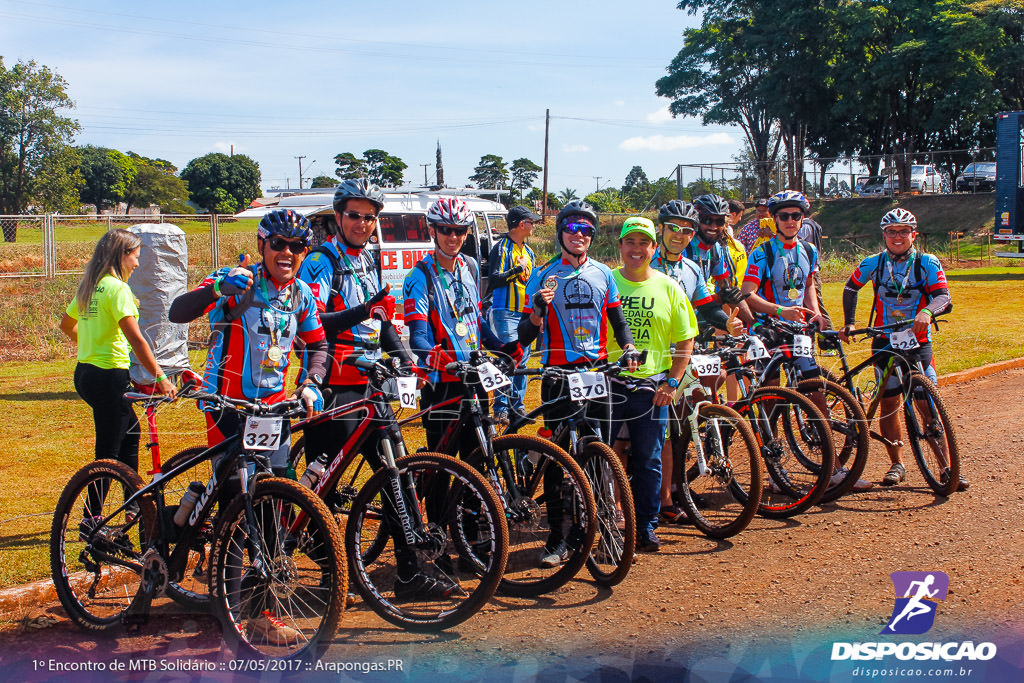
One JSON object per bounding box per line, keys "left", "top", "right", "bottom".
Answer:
{"left": 736, "top": 387, "right": 834, "bottom": 518}
{"left": 480, "top": 434, "right": 597, "bottom": 598}
{"left": 796, "top": 378, "right": 870, "bottom": 503}
{"left": 903, "top": 373, "right": 960, "bottom": 496}
{"left": 578, "top": 440, "right": 635, "bottom": 587}
{"left": 676, "top": 404, "right": 762, "bottom": 539}
{"left": 50, "top": 459, "right": 150, "bottom": 631}
{"left": 211, "top": 477, "right": 345, "bottom": 661}
{"left": 160, "top": 445, "right": 215, "bottom": 611}
{"left": 345, "top": 453, "right": 508, "bottom": 631}
{"left": 291, "top": 436, "right": 375, "bottom": 519}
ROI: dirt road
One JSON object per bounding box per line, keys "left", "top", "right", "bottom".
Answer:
{"left": 2, "top": 369, "right": 1022, "bottom": 682}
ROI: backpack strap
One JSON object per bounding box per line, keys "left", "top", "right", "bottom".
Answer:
{"left": 414, "top": 260, "right": 436, "bottom": 314}
{"left": 309, "top": 245, "right": 343, "bottom": 301}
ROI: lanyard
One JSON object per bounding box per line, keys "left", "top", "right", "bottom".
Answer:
{"left": 777, "top": 239, "right": 803, "bottom": 290}
{"left": 257, "top": 269, "right": 292, "bottom": 347}
{"left": 885, "top": 251, "right": 915, "bottom": 299}
{"left": 338, "top": 246, "right": 370, "bottom": 302}
{"left": 432, "top": 256, "right": 467, "bottom": 324}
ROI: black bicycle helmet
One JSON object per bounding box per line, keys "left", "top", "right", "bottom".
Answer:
{"left": 556, "top": 200, "right": 598, "bottom": 230}
{"left": 332, "top": 178, "right": 385, "bottom": 213}
{"left": 657, "top": 200, "right": 699, "bottom": 225}
{"left": 257, "top": 209, "right": 313, "bottom": 243}
{"left": 692, "top": 193, "right": 730, "bottom": 218}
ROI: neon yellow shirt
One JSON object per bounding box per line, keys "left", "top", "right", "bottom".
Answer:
{"left": 723, "top": 235, "right": 747, "bottom": 289}
{"left": 66, "top": 274, "right": 139, "bottom": 369}
{"left": 607, "top": 268, "right": 698, "bottom": 379}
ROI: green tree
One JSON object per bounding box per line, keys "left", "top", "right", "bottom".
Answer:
{"left": 362, "top": 148, "right": 407, "bottom": 187}
{"left": 510, "top": 157, "right": 542, "bottom": 200}
{"left": 181, "top": 152, "right": 261, "bottom": 214}
{"left": 469, "top": 154, "right": 509, "bottom": 190}
{"left": 0, "top": 58, "right": 80, "bottom": 233}
{"left": 310, "top": 175, "right": 336, "bottom": 188}
{"left": 557, "top": 187, "right": 579, "bottom": 204}
{"left": 123, "top": 154, "right": 189, "bottom": 213}
{"left": 79, "top": 146, "right": 136, "bottom": 212}
{"left": 621, "top": 165, "right": 652, "bottom": 209}
{"left": 584, "top": 188, "right": 628, "bottom": 214}
{"left": 333, "top": 152, "right": 366, "bottom": 180}
{"left": 526, "top": 187, "right": 560, "bottom": 210}
{"left": 32, "top": 145, "right": 82, "bottom": 214}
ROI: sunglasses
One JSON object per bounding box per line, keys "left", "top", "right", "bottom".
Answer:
{"left": 699, "top": 215, "right": 727, "bottom": 227}
{"left": 883, "top": 228, "right": 915, "bottom": 238}
{"left": 342, "top": 210, "right": 378, "bottom": 223}
{"left": 266, "top": 236, "right": 307, "bottom": 253}
{"left": 774, "top": 211, "right": 804, "bottom": 222}
{"left": 664, "top": 222, "right": 696, "bottom": 234}
{"left": 563, "top": 222, "right": 596, "bottom": 237}
{"left": 434, "top": 224, "right": 470, "bottom": 237}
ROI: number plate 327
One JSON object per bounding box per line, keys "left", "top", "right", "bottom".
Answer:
{"left": 243, "top": 417, "right": 282, "bottom": 451}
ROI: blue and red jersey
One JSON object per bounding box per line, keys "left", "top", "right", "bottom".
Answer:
{"left": 652, "top": 249, "right": 715, "bottom": 307}
{"left": 744, "top": 237, "right": 819, "bottom": 307}
{"left": 296, "top": 238, "right": 382, "bottom": 386}
{"left": 523, "top": 256, "right": 622, "bottom": 366}
{"left": 848, "top": 249, "right": 947, "bottom": 342}
{"left": 197, "top": 265, "right": 324, "bottom": 403}
{"left": 681, "top": 238, "right": 730, "bottom": 289}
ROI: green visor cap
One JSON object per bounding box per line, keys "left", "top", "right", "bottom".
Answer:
{"left": 619, "top": 216, "right": 657, "bottom": 241}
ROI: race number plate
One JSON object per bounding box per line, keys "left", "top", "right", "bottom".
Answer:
{"left": 890, "top": 328, "right": 920, "bottom": 351}
{"left": 477, "top": 362, "right": 511, "bottom": 392}
{"left": 396, "top": 377, "right": 418, "bottom": 409}
{"left": 243, "top": 416, "right": 282, "bottom": 451}
{"left": 746, "top": 337, "right": 769, "bottom": 360}
{"left": 567, "top": 371, "right": 607, "bottom": 401}
{"left": 792, "top": 335, "right": 813, "bottom": 357}
{"left": 690, "top": 354, "right": 722, "bottom": 377}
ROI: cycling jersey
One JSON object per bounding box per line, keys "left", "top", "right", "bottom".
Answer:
{"left": 681, "top": 237, "right": 730, "bottom": 289}
{"left": 847, "top": 249, "right": 947, "bottom": 342}
{"left": 487, "top": 235, "right": 535, "bottom": 313}
{"left": 651, "top": 249, "right": 713, "bottom": 306}
{"left": 523, "top": 256, "right": 622, "bottom": 366}
{"left": 197, "top": 265, "right": 325, "bottom": 402}
{"left": 722, "top": 235, "right": 747, "bottom": 289}
{"left": 296, "top": 238, "right": 382, "bottom": 385}
{"left": 744, "top": 237, "right": 819, "bottom": 307}
{"left": 403, "top": 253, "right": 483, "bottom": 383}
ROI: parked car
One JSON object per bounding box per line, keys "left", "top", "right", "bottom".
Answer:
{"left": 883, "top": 165, "right": 944, "bottom": 194}
{"left": 955, "top": 162, "right": 997, "bottom": 192}
{"left": 856, "top": 175, "right": 888, "bottom": 196}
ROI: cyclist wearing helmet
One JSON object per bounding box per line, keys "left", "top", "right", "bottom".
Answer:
{"left": 684, "top": 194, "right": 744, "bottom": 306}
{"left": 839, "top": 208, "right": 965, "bottom": 491}
{"left": 169, "top": 208, "right": 327, "bottom": 467}
{"left": 519, "top": 200, "right": 639, "bottom": 566}
{"left": 404, "top": 197, "right": 499, "bottom": 451}
{"left": 296, "top": 180, "right": 413, "bottom": 489}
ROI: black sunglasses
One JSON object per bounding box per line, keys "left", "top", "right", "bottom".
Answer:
{"left": 267, "top": 236, "right": 308, "bottom": 253}
{"left": 563, "top": 222, "right": 596, "bottom": 237}
{"left": 342, "top": 210, "right": 378, "bottom": 223}
{"left": 699, "top": 215, "right": 727, "bottom": 227}
{"left": 775, "top": 211, "right": 804, "bottom": 222}
{"left": 434, "top": 224, "right": 470, "bottom": 236}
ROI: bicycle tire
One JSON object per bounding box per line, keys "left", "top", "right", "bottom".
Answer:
{"left": 479, "top": 434, "right": 597, "bottom": 598}
{"left": 578, "top": 441, "right": 635, "bottom": 587}
{"left": 795, "top": 379, "right": 870, "bottom": 503}
{"left": 676, "top": 404, "right": 762, "bottom": 539}
{"left": 49, "top": 459, "right": 150, "bottom": 632}
{"left": 345, "top": 453, "right": 508, "bottom": 631}
{"left": 159, "top": 445, "right": 214, "bottom": 611}
{"left": 211, "top": 477, "right": 346, "bottom": 661}
{"left": 903, "top": 373, "right": 960, "bottom": 496}
{"left": 735, "top": 386, "right": 834, "bottom": 518}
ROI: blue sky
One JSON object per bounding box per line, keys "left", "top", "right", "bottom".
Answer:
{"left": 0, "top": 0, "right": 742, "bottom": 197}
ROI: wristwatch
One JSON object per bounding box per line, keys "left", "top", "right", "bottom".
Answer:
{"left": 663, "top": 377, "right": 680, "bottom": 389}
{"left": 305, "top": 373, "right": 323, "bottom": 387}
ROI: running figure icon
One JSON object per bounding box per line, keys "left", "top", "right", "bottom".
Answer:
{"left": 882, "top": 571, "right": 950, "bottom": 635}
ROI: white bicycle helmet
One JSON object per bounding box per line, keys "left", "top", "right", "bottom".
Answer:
{"left": 880, "top": 208, "right": 917, "bottom": 229}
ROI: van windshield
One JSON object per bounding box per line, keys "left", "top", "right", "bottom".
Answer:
{"left": 380, "top": 213, "right": 429, "bottom": 243}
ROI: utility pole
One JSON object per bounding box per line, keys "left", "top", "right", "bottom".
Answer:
{"left": 420, "top": 163, "right": 430, "bottom": 186}
{"left": 541, "top": 108, "right": 550, "bottom": 222}
{"left": 593, "top": 177, "right": 602, "bottom": 192}
{"left": 295, "top": 156, "right": 306, "bottom": 189}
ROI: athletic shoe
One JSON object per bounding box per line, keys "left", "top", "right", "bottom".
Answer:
{"left": 881, "top": 463, "right": 906, "bottom": 486}
{"left": 637, "top": 528, "right": 661, "bottom": 553}
{"left": 394, "top": 572, "right": 459, "bottom": 601}
{"left": 659, "top": 505, "right": 689, "bottom": 525}
{"left": 830, "top": 467, "right": 874, "bottom": 492}
{"left": 538, "top": 541, "right": 569, "bottom": 568}
{"left": 940, "top": 468, "right": 969, "bottom": 492}
{"left": 248, "top": 610, "right": 300, "bottom": 646}
{"left": 493, "top": 411, "right": 510, "bottom": 427}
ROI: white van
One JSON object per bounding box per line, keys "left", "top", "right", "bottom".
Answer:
{"left": 236, "top": 187, "right": 510, "bottom": 326}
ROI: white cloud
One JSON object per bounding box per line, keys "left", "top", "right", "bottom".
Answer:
{"left": 618, "top": 133, "right": 735, "bottom": 152}
{"left": 646, "top": 106, "right": 673, "bottom": 123}
{"left": 613, "top": 100, "right": 626, "bottom": 107}
{"left": 562, "top": 143, "right": 590, "bottom": 153}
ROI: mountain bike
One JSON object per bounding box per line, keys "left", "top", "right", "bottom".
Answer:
{"left": 50, "top": 390, "right": 345, "bottom": 661}
{"left": 818, "top": 319, "right": 960, "bottom": 496}
{"left": 285, "top": 357, "right": 509, "bottom": 631}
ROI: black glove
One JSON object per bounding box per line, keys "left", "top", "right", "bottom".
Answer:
{"left": 718, "top": 285, "right": 746, "bottom": 306}
{"left": 532, "top": 291, "right": 548, "bottom": 317}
